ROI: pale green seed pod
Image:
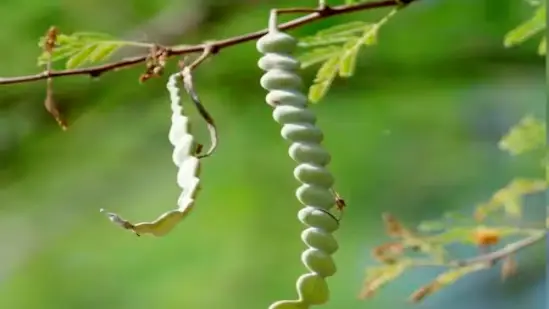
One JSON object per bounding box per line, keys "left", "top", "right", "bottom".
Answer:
{"left": 257, "top": 28, "right": 340, "bottom": 309}
{"left": 101, "top": 73, "right": 201, "bottom": 236}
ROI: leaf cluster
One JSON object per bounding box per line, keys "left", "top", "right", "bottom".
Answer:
{"left": 361, "top": 115, "right": 548, "bottom": 303}
{"left": 361, "top": 212, "right": 544, "bottom": 303}
{"left": 297, "top": 21, "right": 380, "bottom": 103}
{"left": 296, "top": 3, "right": 406, "bottom": 104}
{"left": 297, "top": 0, "right": 545, "bottom": 106}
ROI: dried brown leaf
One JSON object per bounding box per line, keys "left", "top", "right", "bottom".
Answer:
{"left": 371, "top": 242, "right": 405, "bottom": 264}
{"left": 382, "top": 213, "right": 410, "bottom": 238}
{"left": 44, "top": 89, "right": 67, "bottom": 130}
{"left": 409, "top": 281, "right": 440, "bottom": 303}
{"left": 44, "top": 26, "right": 58, "bottom": 53}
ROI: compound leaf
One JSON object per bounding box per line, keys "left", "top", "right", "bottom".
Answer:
{"left": 299, "top": 45, "right": 343, "bottom": 68}
{"left": 66, "top": 44, "right": 98, "bottom": 69}
{"left": 37, "top": 31, "right": 138, "bottom": 68}
{"left": 309, "top": 55, "right": 341, "bottom": 103}
{"left": 298, "top": 11, "right": 398, "bottom": 103}
{"left": 339, "top": 39, "right": 361, "bottom": 77}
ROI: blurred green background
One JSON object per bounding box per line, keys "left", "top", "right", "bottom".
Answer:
{"left": 0, "top": 0, "right": 545, "bottom": 308}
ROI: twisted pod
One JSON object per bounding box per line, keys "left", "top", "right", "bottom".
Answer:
{"left": 257, "top": 26, "right": 340, "bottom": 309}
{"left": 101, "top": 73, "right": 201, "bottom": 236}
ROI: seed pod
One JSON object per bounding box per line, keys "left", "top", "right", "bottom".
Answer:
{"left": 101, "top": 73, "right": 201, "bottom": 236}
{"left": 257, "top": 28, "right": 340, "bottom": 308}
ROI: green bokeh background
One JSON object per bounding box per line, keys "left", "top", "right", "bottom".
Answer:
{"left": 0, "top": 1, "right": 545, "bottom": 309}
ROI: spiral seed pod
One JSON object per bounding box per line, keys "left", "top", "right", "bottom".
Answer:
{"left": 101, "top": 73, "right": 201, "bottom": 237}
{"left": 257, "top": 28, "right": 340, "bottom": 309}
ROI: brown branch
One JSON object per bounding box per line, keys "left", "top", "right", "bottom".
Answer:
{"left": 405, "top": 230, "right": 546, "bottom": 302}
{"left": 186, "top": 44, "right": 214, "bottom": 71}
{"left": 0, "top": 0, "right": 417, "bottom": 86}
{"left": 409, "top": 230, "right": 547, "bottom": 269}
{"left": 453, "top": 230, "right": 546, "bottom": 267}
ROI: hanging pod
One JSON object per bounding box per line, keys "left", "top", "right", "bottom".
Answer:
{"left": 100, "top": 73, "right": 202, "bottom": 236}
{"left": 257, "top": 24, "right": 341, "bottom": 309}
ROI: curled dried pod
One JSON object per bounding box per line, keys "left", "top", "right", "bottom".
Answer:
{"left": 101, "top": 73, "right": 201, "bottom": 236}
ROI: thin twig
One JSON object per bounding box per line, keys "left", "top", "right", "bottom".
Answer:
{"left": 405, "top": 230, "right": 546, "bottom": 302}
{"left": 453, "top": 230, "right": 546, "bottom": 267}
{"left": 187, "top": 44, "right": 214, "bottom": 71}
{"left": 0, "top": 0, "right": 417, "bottom": 85}
{"left": 410, "top": 230, "right": 547, "bottom": 268}
{"left": 275, "top": 8, "right": 326, "bottom": 14}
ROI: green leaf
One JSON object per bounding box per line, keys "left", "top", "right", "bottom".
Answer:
{"left": 298, "top": 35, "right": 358, "bottom": 48}
{"left": 37, "top": 44, "right": 80, "bottom": 65}
{"left": 443, "top": 211, "right": 470, "bottom": 222}
{"left": 417, "top": 219, "right": 446, "bottom": 232}
{"left": 316, "top": 21, "right": 372, "bottom": 37}
{"left": 298, "top": 46, "right": 343, "bottom": 68}
{"left": 502, "top": 197, "right": 522, "bottom": 218}
{"left": 498, "top": 115, "right": 546, "bottom": 155}
{"left": 360, "top": 24, "right": 379, "bottom": 45}
{"left": 298, "top": 21, "right": 373, "bottom": 48}
{"left": 474, "top": 178, "right": 547, "bottom": 220}
{"left": 504, "top": 4, "right": 546, "bottom": 48}
{"left": 298, "top": 11, "right": 399, "bottom": 103}
{"left": 538, "top": 36, "right": 546, "bottom": 55}
{"left": 309, "top": 55, "right": 341, "bottom": 103}
{"left": 339, "top": 39, "right": 361, "bottom": 77}
{"left": 71, "top": 32, "right": 115, "bottom": 40}
{"left": 36, "top": 30, "right": 136, "bottom": 69}
{"left": 298, "top": 22, "right": 380, "bottom": 102}
{"left": 428, "top": 227, "right": 476, "bottom": 245}
{"left": 88, "top": 43, "right": 121, "bottom": 63}
{"left": 55, "top": 34, "right": 75, "bottom": 45}
{"left": 66, "top": 45, "right": 99, "bottom": 69}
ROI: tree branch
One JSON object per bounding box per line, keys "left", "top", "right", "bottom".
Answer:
{"left": 0, "top": 0, "right": 417, "bottom": 86}
{"left": 453, "top": 230, "right": 546, "bottom": 267}
{"left": 410, "top": 230, "right": 547, "bottom": 268}
{"left": 404, "top": 230, "right": 546, "bottom": 302}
